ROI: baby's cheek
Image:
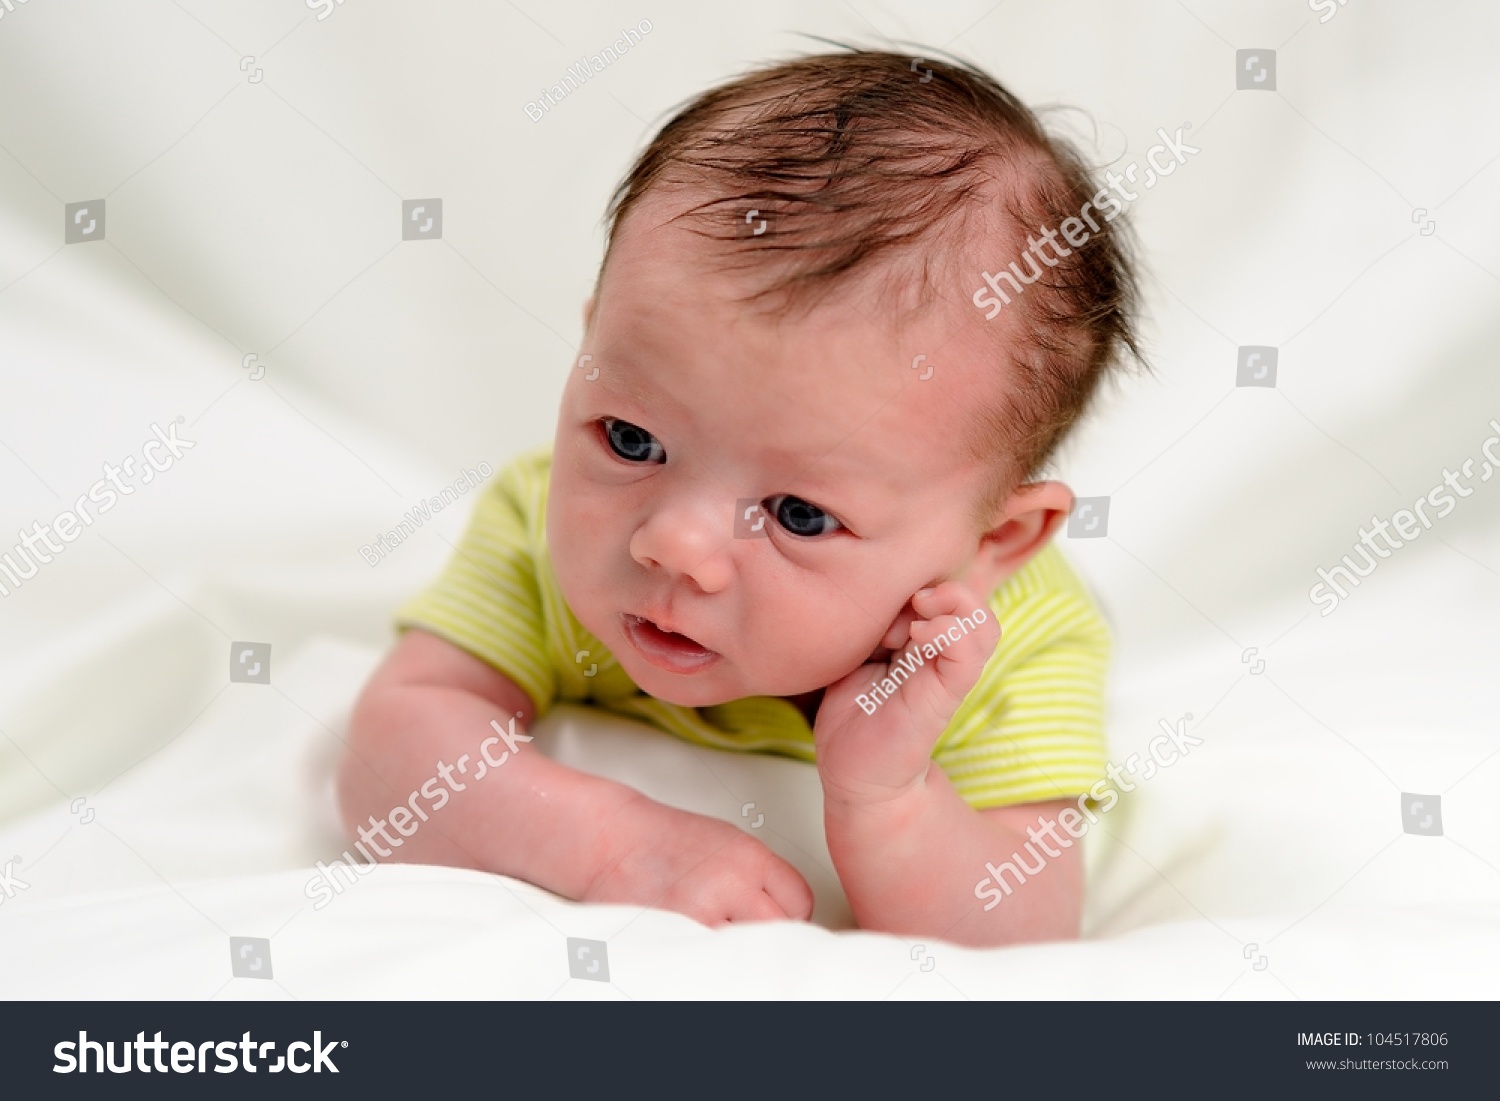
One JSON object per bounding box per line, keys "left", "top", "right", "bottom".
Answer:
{"left": 548, "top": 513, "right": 606, "bottom": 616}
{"left": 755, "top": 610, "right": 874, "bottom": 684}
{"left": 553, "top": 489, "right": 606, "bottom": 561}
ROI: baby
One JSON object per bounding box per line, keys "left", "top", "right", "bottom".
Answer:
{"left": 337, "top": 48, "right": 1140, "bottom": 946}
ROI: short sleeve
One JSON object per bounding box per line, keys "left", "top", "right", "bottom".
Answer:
{"left": 394, "top": 450, "right": 559, "bottom": 715}
{"left": 933, "top": 544, "right": 1111, "bottom": 809}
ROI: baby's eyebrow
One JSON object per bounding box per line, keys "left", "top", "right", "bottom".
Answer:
{"left": 588, "top": 353, "right": 662, "bottom": 411}
{"left": 614, "top": 372, "right": 657, "bottom": 410}
{"left": 766, "top": 454, "right": 886, "bottom": 503}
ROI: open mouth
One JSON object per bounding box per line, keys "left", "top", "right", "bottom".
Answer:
{"left": 620, "top": 613, "right": 721, "bottom": 673}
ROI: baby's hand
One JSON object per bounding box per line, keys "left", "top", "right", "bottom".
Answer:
{"left": 814, "top": 581, "right": 999, "bottom": 806}
{"left": 582, "top": 796, "right": 814, "bottom": 925}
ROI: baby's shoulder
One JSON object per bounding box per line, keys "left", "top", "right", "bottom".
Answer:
{"left": 991, "top": 540, "right": 1093, "bottom": 608}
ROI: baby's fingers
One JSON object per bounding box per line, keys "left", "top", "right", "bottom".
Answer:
{"left": 873, "top": 600, "right": 921, "bottom": 656}
{"left": 911, "top": 580, "right": 985, "bottom": 622}
{"left": 761, "top": 858, "right": 814, "bottom": 921}
{"left": 725, "top": 891, "right": 796, "bottom": 925}
{"left": 877, "top": 581, "right": 995, "bottom": 660}
{"left": 908, "top": 582, "right": 998, "bottom": 658}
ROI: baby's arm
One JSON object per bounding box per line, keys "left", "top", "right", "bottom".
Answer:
{"left": 825, "top": 784, "right": 1083, "bottom": 945}
{"left": 336, "top": 628, "right": 813, "bottom": 924}
{"left": 813, "top": 582, "right": 1085, "bottom": 945}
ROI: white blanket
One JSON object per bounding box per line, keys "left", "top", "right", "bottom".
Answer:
{"left": 2, "top": 0, "right": 1498, "bottom": 998}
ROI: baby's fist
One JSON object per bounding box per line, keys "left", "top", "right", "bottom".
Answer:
{"left": 814, "top": 581, "right": 999, "bottom": 803}
{"left": 583, "top": 796, "right": 814, "bottom": 925}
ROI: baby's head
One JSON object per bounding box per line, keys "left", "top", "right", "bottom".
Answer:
{"left": 547, "top": 48, "right": 1140, "bottom": 707}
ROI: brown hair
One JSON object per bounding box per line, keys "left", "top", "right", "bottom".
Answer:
{"left": 599, "top": 46, "right": 1143, "bottom": 515}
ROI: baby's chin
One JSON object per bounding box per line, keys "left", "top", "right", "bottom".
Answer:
{"left": 621, "top": 668, "right": 737, "bottom": 708}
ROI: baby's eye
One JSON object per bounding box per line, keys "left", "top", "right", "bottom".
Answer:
{"left": 767, "top": 495, "right": 842, "bottom": 537}
{"left": 602, "top": 418, "right": 665, "bottom": 464}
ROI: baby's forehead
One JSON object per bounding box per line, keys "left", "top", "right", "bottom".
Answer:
{"left": 606, "top": 178, "right": 1018, "bottom": 324}
{"left": 600, "top": 187, "right": 1016, "bottom": 455}
{"left": 610, "top": 218, "right": 1024, "bottom": 438}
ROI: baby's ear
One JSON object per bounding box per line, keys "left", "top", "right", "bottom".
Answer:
{"left": 966, "top": 481, "right": 1074, "bottom": 592}
{"left": 581, "top": 295, "right": 596, "bottom": 330}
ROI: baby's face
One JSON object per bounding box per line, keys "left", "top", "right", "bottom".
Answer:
{"left": 547, "top": 192, "right": 1023, "bottom": 708}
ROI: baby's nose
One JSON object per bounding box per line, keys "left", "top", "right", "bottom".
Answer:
{"left": 628, "top": 497, "right": 735, "bottom": 593}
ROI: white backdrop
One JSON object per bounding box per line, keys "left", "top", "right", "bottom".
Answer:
{"left": 1, "top": 0, "right": 1498, "bottom": 999}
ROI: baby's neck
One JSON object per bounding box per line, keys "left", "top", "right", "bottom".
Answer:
{"left": 785, "top": 688, "right": 825, "bottom": 726}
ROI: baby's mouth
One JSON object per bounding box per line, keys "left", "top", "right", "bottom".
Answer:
{"left": 620, "top": 613, "right": 721, "bottom": 673}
